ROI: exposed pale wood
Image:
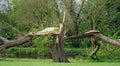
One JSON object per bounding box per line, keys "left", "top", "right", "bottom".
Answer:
{"left": 35, "top": 27, "right": 59, "bottom": 35}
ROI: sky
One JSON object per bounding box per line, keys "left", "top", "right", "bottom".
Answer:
{"left": 0, "top": 0, "right": 12, "bottom": 13}
{"left": 0, "top": 0, "right": 8, "bottom": 12}
{"left": 0, "top": 0, "right": 85, "bottom": 13}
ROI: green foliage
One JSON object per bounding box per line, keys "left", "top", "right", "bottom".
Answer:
{"left": 98, "top": 43, "right": 120, "bottom": 59}
{"left": 6, "top": 47, "right": 50, "bottom": 58}
{"left": 64, "top": 48, "right": 88, "bottom": 59}
{"left": 32, "top": 36, "right": 51, "bottom": 49}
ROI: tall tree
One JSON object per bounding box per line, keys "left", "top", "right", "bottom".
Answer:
{"left": 60, "top": 0, "right": 85, "bottom": 47}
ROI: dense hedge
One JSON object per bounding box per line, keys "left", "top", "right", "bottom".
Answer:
{"left": 1, "top": 46, "right": 119, "bottom": 60}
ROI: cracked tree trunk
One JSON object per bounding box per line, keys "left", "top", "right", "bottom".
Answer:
{"left": 48, "top": 11, "right": 69, "bottom": 62}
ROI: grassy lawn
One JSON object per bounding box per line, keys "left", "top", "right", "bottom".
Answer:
{"left": 0, "top": 58, "right": 120, "bottom": 66}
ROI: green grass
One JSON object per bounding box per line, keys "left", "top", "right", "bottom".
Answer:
{"left": 0, "top": 58, "right": 120, "bottom": 66}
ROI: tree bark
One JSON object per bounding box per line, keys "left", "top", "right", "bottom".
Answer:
{"left": 0, "top": 32, "right": 34, "bottom": 51}
{"left": 90, "top": 38, "right": 101, "bottom": 60}
{"left": 48, "top": 40, "right": 69, "bottom": 62}
{"left": 73, "top": 0, "right": 85, "bottom": 47}
{"left": 48, "top": 11, "right": 69, "bottom": 62}
{"left": 64, "top": 30, "right": 120, "bottom": 48}
{"left": 64, "top": 30, "right": 120, "bottom": 59}
{"left": 92, "top": 33, "right": 120, "bottom": 48}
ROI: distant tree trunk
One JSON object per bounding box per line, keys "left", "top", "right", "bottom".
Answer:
{"left": 73, "top": 21, "right": 80, "bottom": 47}
{"left": 71, "top": 0, "right": 85, "bottom": 47}
{"left": 48, "top": 11, "right": 69, "bottom": 62}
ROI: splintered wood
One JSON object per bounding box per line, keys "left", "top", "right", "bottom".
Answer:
{"left": 35, "top": 27, "right": 59, "bottom": 35}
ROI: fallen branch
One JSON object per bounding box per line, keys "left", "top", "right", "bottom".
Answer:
{"left": 64, "top": 30, "right": 120, "bottom": 59}
{"left": 64, "top": 30, "right": 120, "bottom": 48}
{"left": 90, "top": 38, "right": 101, "bottom": 60}
{"left": 0, "top": 32, "right": 34, "bottom": 50}
{"left": 92, "top": 33, "right": 120, "bottom": 48}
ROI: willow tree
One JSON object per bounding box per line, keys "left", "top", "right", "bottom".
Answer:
{"left": 0, "top": 11, "right": 69, "bottom": 62}
{"left": 0, "top": 0, "right": 69, "bottom": 62}
{"left": 57, "top": 0, "right": 85, "bottom": 47}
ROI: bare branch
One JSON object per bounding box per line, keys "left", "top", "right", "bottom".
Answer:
{"left": 93, "top": 34, "right": 120, "bottom": 48}
{"left": 64, "top": 30, "right": 120, "bottom": 48}
{"left": 90, "top": 38, "right": 101, "bottom": 60}
{"left": 0, "top": 32, "right": 34, "bottom": 49}
{"left": 76, "top": 0, "right": 85, "bottom": 19}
